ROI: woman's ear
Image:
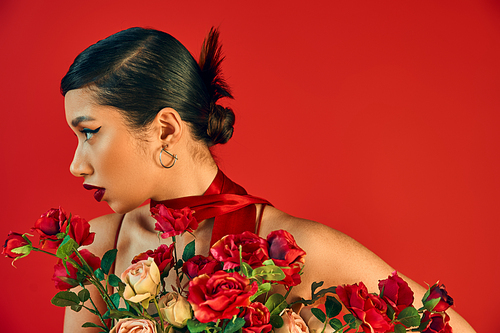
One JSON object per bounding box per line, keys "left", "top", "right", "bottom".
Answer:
{"left": 153, "top": 108, "right": 183, "bottom": 146}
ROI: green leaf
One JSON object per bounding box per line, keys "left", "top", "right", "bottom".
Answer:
{"left": 71, "top": 304, "right": 83, "bottom": 312}
{"left": 94, "top": 268, "right": 105, "bottom": 281}
{"left": 329, "top": 318, "right": 343, "bottom": 330}
{"left": 108, "top": 274, "right": 122, "bottom": 287}
{"left": 394, "top": 323, "right": 406, "bottom": 333}
{"left": 56, "top": 276, "right": 80, "bottom": 287}
{"left": 101, "top": 248, "right": 118, "bottom": 275}
{"left": 224, "top": 317, "right": 246, "bottom": 333}
{"left": 109, "top": 309, "right": 139, "bottom": 319}
{"left": 386, "top": 304, "right": 395, "bottom": 320}
{"left": 175, "top": 259, "right": 183, "bottom": 270}
{"left": 56, "top": 232, "right": 66, "bottom": 240}
{"left": 270, "top": 314, "right": 284, "bottom": 329}
{"left": 182, "top": 240, "right": 196, "bottom": 261}
{"left": 78, "top": 289, "right": 90, "bottom": 303}
{"left": 423, "top": 297, "right": 440, "bottom": 311}
{"left": 82, "top": 322, "right": 107, "bottom": 330}
{"left": 240, "top": 262, "right": 253, "bottom": 278}
{"left": 396, "top": 306, "right": 420, "bottom": 327}
{"left": 187, "top": 319, "right": 208, "bottom": 333}
{"left": 262, "top": 259, "right": 276, "bottom": 266}
{"left": 51, "top": 291, "right": 81, "bottom": 307}
{"left": 252, "top": 265, "right": 286, "bottom": 281}
{"left": 250, "top": 282, "right": 272, "bottom": 301}
{"left": 110, "top": 293, "right": 121, "bottom": 309}
{"left": 56, "top": 236, "right": 79, "bottom": 259}
{"left": 325, "top": 295, "right": 342, "bottom": 318}
{"left": 343, "top": 314, "right": 359, "bottom": 329}
{"left": 265, "top": 293, "right": 289, "bottom": 315}
{"left": 311, "top": 308, "right": 326, "bottom": 323}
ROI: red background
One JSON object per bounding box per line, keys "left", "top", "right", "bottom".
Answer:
{"left": 1, "top": 1, "right": 498, "bottom": 331}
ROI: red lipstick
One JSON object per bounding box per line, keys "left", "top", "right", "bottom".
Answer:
{"left": 83, "top": 184, "right": 106, "bottom": 202}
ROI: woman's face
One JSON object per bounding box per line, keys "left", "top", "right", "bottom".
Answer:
{"left": 65, "top": 89, "right": 161, "bottom": 214}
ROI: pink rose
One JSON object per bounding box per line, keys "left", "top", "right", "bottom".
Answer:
{"left": 32, "top": 207, "right": 94, "bottom": 249}
{"left": 420, "top": 311, "right": 453, "bottom": 333}
{"left": 267, "top": 230, "right": 306, "bottom": 287}
{"left": 121, "top": 258, "right": 161, "bottom": 308}
{"left": 274, "top": 309, "right": 309, "bottom": 333}
{"left": 423, "top": 284, "right": 454, "bottom": 312}
{"left": 337, "top": 282, "right": 393, "bottom": 333}
{"left": 239, "top": 302, "right": 272, "bottom": 333}
{"left": 210, "top": 231, "right": 269, "bottom": 270}
{"left": 182, "top": 254, "right": 222, "bottom": 279}
{"left": 52, "top": 249, "right": 101, "bottom": 290}
{"left": 151, "top": 205, "right": 198, "bottom": 238}
{"left": 2, "top": 232, "right": 32, "bottom": 260}
{"left": 188, "top": 271, "right": 258, "bottom": 323}
{"left": 377, "top": 271, "right": 414, "bottom": 315}
{"left": 110, "top": 318, "right": 157, "bottom": 333}
{"left": 132, "top": 244, "right": 175, "bottom": 275}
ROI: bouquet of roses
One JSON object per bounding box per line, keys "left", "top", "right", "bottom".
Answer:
{"left": 3, "top": 205, "right": 454, "bottom": 333}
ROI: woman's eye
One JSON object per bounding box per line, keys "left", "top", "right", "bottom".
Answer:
{"left": 81, "top": 127, "right": 101, "bottom": 141}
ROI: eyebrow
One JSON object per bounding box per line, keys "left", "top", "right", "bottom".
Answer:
{"left": 71, "top": 116, "right": 96, "bottom": 127}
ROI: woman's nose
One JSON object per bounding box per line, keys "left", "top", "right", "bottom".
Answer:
{"left": 70, "top": 147, "right": 93, "bottom": 177}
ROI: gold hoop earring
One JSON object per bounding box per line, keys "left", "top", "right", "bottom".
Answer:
{"left": 159, "top": 147, "right": 178, "bottom": 169}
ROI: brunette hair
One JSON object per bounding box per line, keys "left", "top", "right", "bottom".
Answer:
{"left": 60, "top": 27, "right": 235, "bottom": 146}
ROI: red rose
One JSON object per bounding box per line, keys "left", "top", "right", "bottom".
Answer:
{"left": 210, "top": 231, "right": 269, "bottom": 270}
{"left": 32, "top": 207, "right": 68, "bottom": 249}
{"left": 267, "top": 230, "right": 306, "bottom": 287}
{"left": 32, "top": 207, "right": 94, "bottom": 249}
{"left": 239, "top": 302, "right": 272, "bottom": 333}
{"left": 378, "top": 271, "right": 414, "bottom": 315}
{"left": 132, "top": 244, "right": 175, "bottom": 275}
{"left": 182, "top": 255, "right": 222, "bottom": 279}
{"left": 52, "top": 249, "right": 101, "bottom": 290}
{"left": 2, "top": 232, "right": 32, "bottom": 259}
{"left": 66, "top": 215, "right": 95, "bottom": 248}
{"left": 151, "top": 205, "right": 198, "bottom": 238}
{"left": 423, "top": 284, "right": 454, "bottom": 312}
{"left": 420, "top": 311, "right": 452, "bottom": 333}
{"left": 187, "top": 271, "right": 258, "bottom": 323}
{"left": 337, "top": 282, "right": 393, "bottom": 333}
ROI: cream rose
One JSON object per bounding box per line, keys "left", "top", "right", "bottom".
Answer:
{"left": 121, "top": 257, "right": 161, "bottom": 308}
{"left": 110, "top": 318, "right": 157, "bottom": 333}
{"left": 158, "top": 292, "right": 193, "bottom": 328}
{"left": 275, "top": 309, "right": 309, "bottom": 333}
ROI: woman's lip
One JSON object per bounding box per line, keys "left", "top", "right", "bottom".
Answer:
{"left": 83, "top": 184, "right": 106, "bottom": 202}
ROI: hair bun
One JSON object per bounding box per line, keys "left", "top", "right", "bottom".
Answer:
{"left": 207, "top": 103, "right": 235, "bottom": 146}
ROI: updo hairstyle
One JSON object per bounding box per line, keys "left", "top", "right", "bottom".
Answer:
{"left": 60, "top": 27, "right": 235, "bottom": 146}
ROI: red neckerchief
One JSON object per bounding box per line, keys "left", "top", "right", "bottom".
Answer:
{"left": 150, "top": 169, "right": 271, "bottom": 245}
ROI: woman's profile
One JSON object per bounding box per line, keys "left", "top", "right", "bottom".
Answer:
{"left": 60, "top": 27, "right": 475, "bottom": 332}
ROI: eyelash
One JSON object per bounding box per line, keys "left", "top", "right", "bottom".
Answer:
{"left": 81, "top": 127, "right": 101, "bottom": 141}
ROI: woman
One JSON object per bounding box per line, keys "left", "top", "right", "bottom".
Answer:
{"left": 62, "top": 27, "right": 475, "bottom": 332}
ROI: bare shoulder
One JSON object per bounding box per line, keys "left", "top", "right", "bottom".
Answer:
{"left": 83, "top": 212, "right": 124, "bottom": 257}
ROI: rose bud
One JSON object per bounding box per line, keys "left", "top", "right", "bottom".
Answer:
{"left": 378, "top": 271, "right": 414, "bottom": 315}
{"left": 267, "top": 230, "right": 306, "bottom": 287}
{"left": 110, "top": 318, "right": 157, "bottom": 333}
{"left": 121, "top": 258, "right": 161, "bottom": 309}
{"left": 423, "top": 284, "right": 454, "bottom": 312}
{"left": 158, "top": 292, "right": 193, "bottom": 328}
{"left": 274, "top": 309, "right": 309, "bottom": 333}
{"left": 420, "top": 311, "right": 452, "bottom": 333}
{"left": 151, "top": 205, "right": 198, "bottom": 238}
{"left": 3, "top": 232, "right": 33, "bottom": 260}
{"left": 52, "top": 249, "right": 101, "bottom": 290}
{"left": 32, "top": 207, "right": 67, "bottom": 249}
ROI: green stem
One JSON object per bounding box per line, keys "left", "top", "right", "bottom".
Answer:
{"left": 153, "top": 298, "right": 165, "bottom": 332}
{"left": 85, "top": 291, "right": 111, "bottom": 332}
{"left": 32, "top": 247, "right": 59, "bottom": 257}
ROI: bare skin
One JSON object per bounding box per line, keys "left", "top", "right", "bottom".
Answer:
{"left": 63, "top": 88, "right": 475, "bottom": 332}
